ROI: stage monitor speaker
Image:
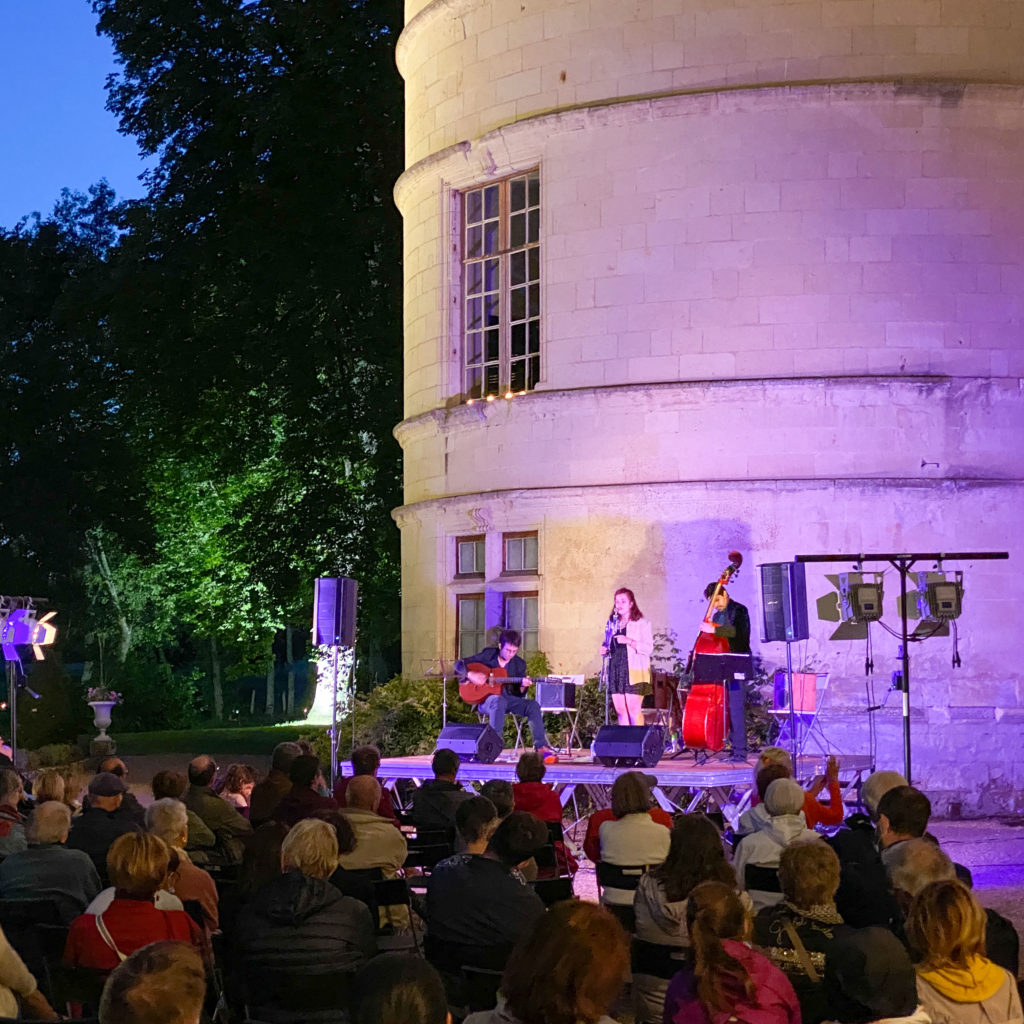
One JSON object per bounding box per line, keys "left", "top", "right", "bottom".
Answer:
{"left": 759, "top": 562, "right": 809, "bottom": 643}
{"left": 592, "top": 724, "right": 664, "bottom": 768}
{"left": 313, "top": 577, "right": 358, "bottom": 647}
{"left": 435, "top": 723, "right": 502, "bottom": 764}
{"left": 538, "top": 678, "right": 577, "bottom": 710}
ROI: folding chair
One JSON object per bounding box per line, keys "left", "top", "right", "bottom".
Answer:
{"left": 769, "top": 670, "right": 833, "bottom": 755}
{"left": 531, "top": 876, "right": 575, "bottom": 906}
{"left": 744, "top": 863, "right": 782, "bottom": 894}
{"left": 373, "top": 876, "right": 420, "bottom": 953}
{"left": 595, "top": 862, "right": 651, "bottom": 932}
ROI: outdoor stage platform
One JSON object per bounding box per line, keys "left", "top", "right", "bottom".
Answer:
{"left": 339, "top": 750, "right": 876, "bottom": 830}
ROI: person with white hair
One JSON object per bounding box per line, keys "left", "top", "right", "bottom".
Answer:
{"left": 145, "top": 798, "right": 219, "bottom": 931}
{"left": 733, "top": 778, "right": 822, "bottom": 912}
{"left": 232, "top": 818, "right": 376, "bottom": 981}
{"left": 0, "top": 801, "right": 102, "bottom": 922}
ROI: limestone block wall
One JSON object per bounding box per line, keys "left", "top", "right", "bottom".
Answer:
{"left": 395, "top": 0, "right": 1024, "bottom": 808}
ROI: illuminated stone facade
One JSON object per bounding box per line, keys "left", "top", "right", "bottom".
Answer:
{"left": 394, "top": 0, "right": 1024, "bottom": 809}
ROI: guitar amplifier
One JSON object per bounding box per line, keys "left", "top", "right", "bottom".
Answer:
{"left": 538, "top": 676, "right": 581, "bottom": 710}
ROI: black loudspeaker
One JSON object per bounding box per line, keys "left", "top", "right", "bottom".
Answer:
{"left": 759, "top": 562, "right": 809, "bottom": 643}
{"left": 538, "top": 679, "right": 577, "bottom": 710}
{"left": 435, "top": 723, "right": 503, "bottom": 764}
{"left": 592, "top": 725, "right": 664, "bottom": 768}
{"left": 312, "top": 577, "right": 358, "bottom": 647}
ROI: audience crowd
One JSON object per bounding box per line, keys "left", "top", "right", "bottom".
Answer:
{"left": 0, "top": 740, "right": 1015, "bottom": 1024}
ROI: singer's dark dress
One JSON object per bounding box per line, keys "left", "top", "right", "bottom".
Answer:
{"left": 607, "top": 625, "right": 641, "bottom": 695}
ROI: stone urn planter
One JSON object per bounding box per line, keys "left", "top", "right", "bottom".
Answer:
{"left": 87, "top": 700, "right": 117, "bottom": 741}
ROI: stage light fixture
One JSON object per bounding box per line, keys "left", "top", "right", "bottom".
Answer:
{"left": 916, "top": 570, "right": 964, "bottom": 621}
{"left": 838, "top": 572, "right": 884, "bottom": 623}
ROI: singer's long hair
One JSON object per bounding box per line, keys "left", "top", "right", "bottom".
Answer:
{"left": 609, "top": 587, "right": 643, "bottom": 622}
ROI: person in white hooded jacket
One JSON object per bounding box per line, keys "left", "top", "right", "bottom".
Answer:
{"left": 733, "top": 777, "right": 822, "bottom": 912}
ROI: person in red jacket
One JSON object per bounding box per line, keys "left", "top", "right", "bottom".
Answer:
{"left": 512, "top": 752, "right": 576, "bottom": 875}
{"left": 747, "top": 747, "right": 844, "bottom": 829}
{"left": 583, "top": 773, "right": 672, "bottom": 864}
{"left": 63, "top": 833, "right": 205, "bottom": 972}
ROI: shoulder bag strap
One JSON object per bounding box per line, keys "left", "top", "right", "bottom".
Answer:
{"left": 94, "top": 911, "right": 128, "bottom": 963}
{"left": 780, "top": 917, "right": 819, "bottom": 982}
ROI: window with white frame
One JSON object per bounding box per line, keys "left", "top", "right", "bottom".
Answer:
{"left": 462, "top": 170, "right": 541, "bottom": 400}
{"left": 504, "top": 591, "right": 539, "bottom": 653}
{"left": 455, "top": 535, "right": 485, "bottom": 578}
{"left": 456, "top": 593, "right": 487, "bottom": 658}
{"left": 503, "top": 531, "right": 538, "bottom": 575}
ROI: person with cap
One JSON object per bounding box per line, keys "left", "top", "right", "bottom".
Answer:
{"left": 82, "top": 758, "right": 145, "bottom": 825}
{"left": 733, "top": 777, "right": 822, "bottom": 912}
{"left": 66, "top": 772, "right": 142, "bottom": 884}
{"left": 823, "top": 927, "right": 929, "bottom": 1024}
{"left": 583, "top": 770, "right": 672, "bottom": 864}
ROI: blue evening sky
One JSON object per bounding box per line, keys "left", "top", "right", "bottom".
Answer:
{"left": 0, "top": 1, "right": 150, "bottom": 229}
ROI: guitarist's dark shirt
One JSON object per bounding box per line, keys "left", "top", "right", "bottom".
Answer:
{"left": 457, "top": 647, "right": 529, "bottom": 698}
{"left": 711, "top": 601, "right": 751, "bottom": 654}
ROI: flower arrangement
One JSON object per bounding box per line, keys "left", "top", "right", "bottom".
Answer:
{"left": 86, "top": 686, "right": 123, "bottom": 704}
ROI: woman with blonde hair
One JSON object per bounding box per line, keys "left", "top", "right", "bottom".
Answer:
{"left": 464, "top": 900, "right": 629, "bottom": 1024}
{"left": 906, "top": 879, "right": 1022, "bottom": 1024}
{"left": 664, "top": 881, "right": 799, "bottom": 1024}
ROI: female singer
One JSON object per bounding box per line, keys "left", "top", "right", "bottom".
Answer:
{"left": 600, "top": 587, "right": 654, "bottom": 726}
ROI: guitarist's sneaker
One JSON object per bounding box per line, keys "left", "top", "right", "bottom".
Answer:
{"left": 537, "top": 746, "right": 559, "bottom": 765}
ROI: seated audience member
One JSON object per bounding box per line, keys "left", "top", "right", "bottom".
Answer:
{"left": 0, "top": 923, "right": 59, "bottom": 1020}
{"left": 828, "top": 769, "right": 908, "bottom": 928}
{"left": 315, "top": 810, "right": 375, "bottom": 907}
{"left": 219, "top": 822, "right": 288, "bottom": 941}
{"left": 64, "top": 833, "right": 205, "bottom": 971}
{"left": 735, "top": 763, "right": 792, "bottom": 837}
{"left": 411, "top": 748, "right": 474, "bottom": 831}
{"left": 274, "top": 754, "right": 338, "bottom": 827}
{"left": 887, "top": 838, "right": 1020, "bottom": 977}
{"left": 425, "top": 811, "right": 547, "bottom": 972}
{"left": 664, "top": 881, "right": 800, "bottom": 1024}
{"left": 233, "top": 818, "right": 376, "bottom": 974}
{"left": 753, "top": 840, "right": 851, "bottom": 1024}
{"left": 184, "top": 755, "right": 252, "bottom": 865}
{"left": 338, "top": 776, "right": 408, "bottom": 876}
{"left": 597, "top": 772, "right": 671, "bottom": 906}
{"left": 30, "top": 769, "right": 69, "bottom": 809}
{"left": 0, "top": 801, "right": 102, "bottom": 922}
{"left": 83, "top": 758, "right": 145, "bottom": 824}
{"left": 67, "top": 772, "right": 142, "bottom": 883}
{"left": 334, "top": 745, "right": 400, "bottom": 826}
{"left": 249, "top": 741, "right": 303, "bottom": 827}
{"left": 877, "top": 786, "right": 932, "bottom": 862}
{"left": 906, "top": 879, "right": 1022, "bottom": 1024}
{"left": 0, "top": 768, "right": 27, "bottom": 858}
{"left": 823, "top": 928, "right": 927, "bottom": 1024}
{"left": 632, "top": 813, "right": 740, "bottom": 1024}
{"left": 464, "top": 900, "right": 629, "bottom": 1024}
{"left": 352, "top": 952, "right": 448, "bottom": 1024}
{"left": 217, "top": 764, "right": 256, "bottom": 817}
{"left": 512, "top": 751, "right": 576, "bottom": 875}
{"left": 436, "top": 796, "right": 499, "bottom": 869}
{"left": 480, "top": 779, "right": 515, "bottom": 820}
{"left": 145, "top": 798, "right": 219, "bottom": 932}
{"left": 734, "top": 778, "right": 821, "bottom": 912}
{"left": 98, "top": 940, "right": 206, "bottom": 1024}
{"left": 584, "top": 771, "right": 672, "bottom": 864}
{"left": 151, "top": 770, "right": 216, "bottom": 862}
{"left": 748, "top": 747, "right": 844, "bottom": 829}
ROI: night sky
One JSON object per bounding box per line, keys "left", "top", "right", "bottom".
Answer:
{"left": 0, "top": 1, "right": 149, "bottom": 229}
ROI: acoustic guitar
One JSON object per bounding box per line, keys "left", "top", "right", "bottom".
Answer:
{"left": 458, "top": 662, "right": 532, "bottom": 706}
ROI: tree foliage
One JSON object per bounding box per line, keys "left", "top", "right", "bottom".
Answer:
{"left": 1, "top": 0, "right": 405, "bottom": 734}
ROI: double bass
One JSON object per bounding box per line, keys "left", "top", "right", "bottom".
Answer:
{"left": 682, "top": 551, "right": 743, "bottom": 751}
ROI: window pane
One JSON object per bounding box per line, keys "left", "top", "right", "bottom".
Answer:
{"left": 484, "top": 221, "right": 499, "bottom": 255}
{"left": 484, "top": 185, "right": 499, "bottom": 219}
{"left": 510, "top": 250, "right": 526, "bottom": 287}
{"left": 510, "top": 286, "right": 526, "bottom": 322}
{"left": 485, "top": 328, "right": 500, "bottom": 361}
{"left": 528, "top": 355, "right": 540, "bottom": 388}
{"left": 510, "top": 212, "right": 525, "bottom": 249}
{"left": 528, "top": 246, "right": 539, "bottom": 281}
{"left": 528, "top": 283, "right": 539, "bottom": 317}
{"left": 466, "top": 224, "right": 482, "bottom": 259}
{"left": 484, "top": 293, "right": 500, "bottom": 327}
{"left": 466, "top": 366, "right": 482, "bottom": 398}
{"left": 528, "top": 172, "right": 540, "bottom": 208}
{"left": 511, "top": 322, "right": 526, "bottom": 357}
{"left": 528, "top": 320, "right": 540, "bottom": 354}
{"left": 466, "top": 331, "right": 482, "bottom": 364}
{"left": 457, "top": 539, "right": 484, "bottom": 575}
{"left": 523, "top": 535, "right": 538, "bottom": 570}
{"left": 485, "top": 363, "right": 500, "bottom": 397}
{"left": 484, "top": 257, "right": 500, "bottom": 291}
{"left": 510, "top": 359, "right": 525, "bottom": 393}
{"left": 511, "top": 176, "right": 526, "bottom": 211}
{"left": 467, "top": 296, "right": 482, "bottom": 331}
{"left": 466, "top": 261, "right": 482, "bottom": 295}
{"left": 528, "top": 208, "right": 539, "bottom": 243}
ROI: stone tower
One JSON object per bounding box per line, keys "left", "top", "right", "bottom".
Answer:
{"left": 394, "top": 0, "right": 1024, "bottom": 809}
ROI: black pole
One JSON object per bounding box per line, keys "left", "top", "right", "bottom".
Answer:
{"left": 891, "top": 558, "right": 915, "bottom": 783}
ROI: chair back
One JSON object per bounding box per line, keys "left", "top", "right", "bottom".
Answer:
{"left": 595, "top": 861, "right": 648, "bottom": 892}
{"left": 631, "top": 937, "right": 693, "bottom": 980}
{"left": 531, "top": 876, "right": 575, "bottom": 907}
{"left": 744, "top": 863, "right": 783, "bottom": 893}
{"left": 461, "top": 965, "right": 503, "bottom": 1014}
{"left": 243, "top": 963, "right": 354, "bottom": 1016}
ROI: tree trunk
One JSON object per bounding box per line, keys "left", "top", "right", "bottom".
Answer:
{"left": 265, "top": 645, "right": 275, "bottom": 717}
{"left": 210, "top": 637, "right": 223, "bottom": 721}
{"left": 86, "top": 530, "right": 132, "bottom": 663}
{"left": 285, "top": 625, "right": 295, "bottom": 716}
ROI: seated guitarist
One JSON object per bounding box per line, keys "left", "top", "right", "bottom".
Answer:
{"left": 455, "top": 629, "right": 558, "bottom": 765}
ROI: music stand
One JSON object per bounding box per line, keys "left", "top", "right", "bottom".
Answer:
{"left": 693, "top": 653, "right": 752, "bottom": 761}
